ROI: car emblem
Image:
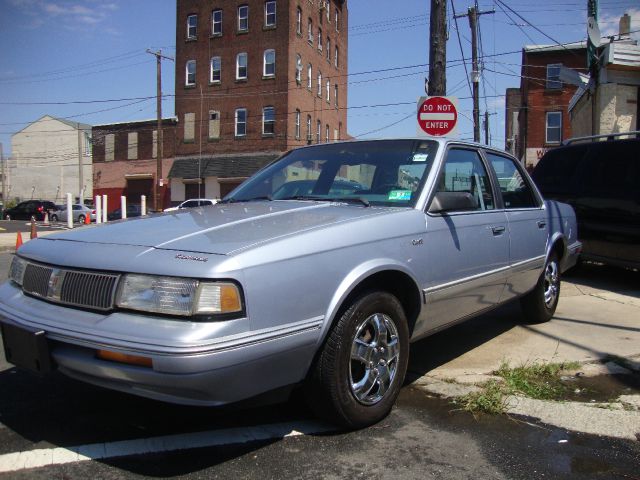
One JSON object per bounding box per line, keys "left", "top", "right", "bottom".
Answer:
{"left": 175, "top": 254, "right": 209, "bottom": 263}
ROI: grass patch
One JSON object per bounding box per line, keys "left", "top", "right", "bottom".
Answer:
{"left": 454, "top": 360, "right": 580, "bottom": 415}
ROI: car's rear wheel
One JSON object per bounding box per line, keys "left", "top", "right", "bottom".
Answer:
{"left": 77, "top": 214, "right": 85, "bottom": 224}
{"left": 50, "top": 214, "right": 58, "bottom": 222}
{"left": 305, "top": 291, "right": 409, "bottom": 429}
{"left": 520, "top": 252, "right": 560, "bottom": 324}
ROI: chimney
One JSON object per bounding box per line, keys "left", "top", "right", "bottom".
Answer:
{"left": 619, "top": 13, "right": 631, "bottom": 38}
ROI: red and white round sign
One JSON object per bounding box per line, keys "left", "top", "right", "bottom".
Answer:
{"left": 417, "top": 96, "right": 458, "bottom": 136}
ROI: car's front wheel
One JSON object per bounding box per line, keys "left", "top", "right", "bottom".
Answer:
{"left": 50, "top": 214, "right": 58, "bottom": 222}
{"left": 306, "top": 291, "right": 409, "bottom": 429}
{"left": 520, "top": 252, "right": 560, "bottom": 324}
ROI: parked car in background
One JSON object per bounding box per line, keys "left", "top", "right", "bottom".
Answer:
{"left": 3, "top": 200, "right": 58, "bottom": 221}
{"left": 532, "top": 133, "right": 639, "bottom": 269}
{"left": 164, "top": 198, "right": 218, "bottom": 212}
{"left": 0, "top": 139, "right": 580, "bottom": 429}
{"left": 52, "top": 204, "right": 96, "bottom": 223}
{"left": 272, "top": 179, "right": 364, "bottom": 199}
{"left": 107, "top": 204, "right": 152, "bottom": 220}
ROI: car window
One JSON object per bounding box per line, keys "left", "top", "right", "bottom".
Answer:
{"left": 72, "top": 205, "right": 81, "bottom": 210}
{"left": 486, "top": 152, "right": 538, "bottom": 209}
{"left": 580, "top": 140, "right": 639, "bottom": 201}
{"left": 435, "top": 148, "right": 495, "bottom": 211}
{"left": 532, "top": 145, "right": 585, "bottom": 195}
{"left": 182, "top": 200, "right": 199, "bottom": 208}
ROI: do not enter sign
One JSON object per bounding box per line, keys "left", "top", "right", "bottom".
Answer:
{"left": 417, "top": 96, "right": 458, "bottom": 137}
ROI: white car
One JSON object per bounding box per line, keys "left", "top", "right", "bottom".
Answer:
{"left": 164, "top": 198, "right": 217, "bottom": 212}
{"left": 51, "top": 204, "right": 96, "bottom": 223}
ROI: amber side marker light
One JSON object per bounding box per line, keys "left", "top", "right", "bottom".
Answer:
{"left": 96, "top": 350, "right": 153, "bottom": 368}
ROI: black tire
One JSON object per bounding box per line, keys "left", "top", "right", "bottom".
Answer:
{"left": 50, "top": 214, "right": 58, "bottom": 222}
{"left": 520, "top": 252, "right": 560, "bottom": 324}
{"left": 305, "top": 291, "right": 409, "bottom": 429}
{"left": 78, "top": 214, "right": 85, "bottom": 224}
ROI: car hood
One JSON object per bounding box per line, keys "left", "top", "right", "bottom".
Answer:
{"left": 37, "top": 201, "right": 393, "bottom": 255}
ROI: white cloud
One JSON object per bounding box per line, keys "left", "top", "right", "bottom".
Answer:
{"left": 9, "top": 0, "right": 119, "bottom": 32}
{"left": 598, "top": 8, "right": 640, "bottom": 40}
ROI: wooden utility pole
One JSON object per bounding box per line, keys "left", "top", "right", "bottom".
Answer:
{"left": 484, "top": 111, "right": 489, "bottom": 145}
{"left": 77, "top": 126, "right": 83, "bottom": 202}
{"left": 0, "top": 143, "right": 5, "bottom": 208}
{"left": 146, "top": 49, "right": 174, "bottom": 211}
{"left": 428, "top": 0, "right": 447, "bottom": 96}
{"left": 454, "top": 5, "right": 494, "bottom": 142}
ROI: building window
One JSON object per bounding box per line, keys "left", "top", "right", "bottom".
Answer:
{"left": 546, "top": 64, "right": 562, "bottom": 90}
{"left": 105, "top": 134, "right": 114, "bottom": 162}
{"left": 236, "top": 53, "right": 247, "bottom": 80}
{"left": 128, "top": 132, "right": 138, "bottom": 160}
{"left": 262, "top": 106, "right": 275, "bottom": 135}
{"left": 185, "top": 60, "right": 196, "bottom": 86}
{"left": 187, "top": 14, "right": 197, "bottom": 39}
{"left": 238, "top": 5, "right": 249, "bottom": 32}
{"left": 325, "top": 124, "right": 329, "bottom": 143}
{"left": 295, "top": 109, "right": 301, "bottom": 139}
{"left": 334, "top": 46, "right": 339, "bottom": 68}
{"left": 265, "top": 1, "right": 276, "bottom": 27}
{"left": 296, "top": 7, "right": 302, "bottom": 34}
{"left": 546, "top": 112, "right": 562, "bottom": 144}
{"left": 212, "top": 9, "right": 222, "bottom": 35}
{"left": 333, "top": 128, "right": 338, "bottom": 141}
{"left": 326, "top": 79, "right": 330, "bottom": 102}
{"left": 306, "top": 115, "right": 312, "bottom": 142}
{"left": 326, "top": 38, "right": 331, "bottom": 62}
{"left": 307, "top": 63, "right": 312, "bottom": 89}
{"left": 295, "top": 54, "right": 302, "bottom": 84}
{"left": 334, "top": 84, "right": 338, "bottom": 107}
{"left": 318, "top": 27, "right": 323, "bottom": 51}
{"left": 209, "top": 111, "right": 220, "bottom": 139}
{"left": 308, "top": 18, "right": 313, "bottom": 43}
{"left": 263, "top": 49, "right": 275, "bottom": 77}
{"left": 210, "top": 56, "right": 221, "bottom": 83}
{"left": 325, "top": 1, "right": 330, "bottom": 21}
{"left": 84, "top": 132, "right": 91, "bottom": 156}
{"left": 316, "top": 119, "right": 321, "bottom": 143}
{"left": 184, "top": 113, "right": 195, "bottom": 142}
{"left": 235, "top": 108, "right": 247, "bottom": 137}
{"left": 335, "top": 10, "right": 339, "bottom": 31}
{"left": 317, "top": 72, "right": 322, "bottom": 96}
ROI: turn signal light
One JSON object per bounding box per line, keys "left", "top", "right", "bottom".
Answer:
{"left": 96, "top": 350, "right": 153, "bottom": 368}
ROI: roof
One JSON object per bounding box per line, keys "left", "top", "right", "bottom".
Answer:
{"left": 12, "top": 114, "right": 91, "bottom": 136}
{"left": 169, "top": 152, "right": 282, "bottom": 179}
{"left": 602, "top": 42, "right": 640, "bottom": 69}
{"left": 93, "top": 117, "right": 178, "bottom": 129}
{"left": 523, "top": 41, "right": 587, "bottom": 53}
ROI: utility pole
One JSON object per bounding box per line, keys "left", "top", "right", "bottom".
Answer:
{"left": 455, "top": 4, "right": 494, "bottom": 142}
{"left": 0, "top": 143, "right": 5, "bottom": 209}
{"left": 484, "top": 111, "right": 489, "bottom": 145}
{"left": 146, "top": 49, "right": 174, "bottom": 211}
{"left": 77, "top": 125, "right": 83, "bottom": 203}
{"left": 428, "top": 0, "right": 447, "bottom": 96}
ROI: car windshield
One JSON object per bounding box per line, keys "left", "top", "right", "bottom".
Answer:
{"left": 225, "top": 140, "right": 438, "bottom": 208}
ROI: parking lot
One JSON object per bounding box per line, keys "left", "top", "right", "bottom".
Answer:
{"left": 0, "top": 252, "right": 638, "bottom": 479}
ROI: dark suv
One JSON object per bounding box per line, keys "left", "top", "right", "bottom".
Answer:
{"left": 532, "top": 133, "right": 639, "bottom": 269}
{"left": 3, "top": 200, "right": 59, "bottom": 221}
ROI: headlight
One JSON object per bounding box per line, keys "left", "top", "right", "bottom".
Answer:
{"left": 116, "top": 274, "right": 243, "bottom": 317}
{"left": 9, "top": 256, "right": 28, "bottom": 286}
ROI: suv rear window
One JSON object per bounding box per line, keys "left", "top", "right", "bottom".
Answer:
{"left": 532, "top": 145, "right": 586, "bottom": 194}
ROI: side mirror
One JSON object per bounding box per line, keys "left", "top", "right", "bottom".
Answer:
{"left": 428, "top": 191, "right": 478, "bottom": 214}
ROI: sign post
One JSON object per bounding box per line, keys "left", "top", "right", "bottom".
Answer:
{"left": 417, "top": 96, "right": 458, "bottom": 137}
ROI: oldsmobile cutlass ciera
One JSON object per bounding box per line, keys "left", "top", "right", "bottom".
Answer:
{"left": 0, "top": 139, "right": 580, "bottom": 428}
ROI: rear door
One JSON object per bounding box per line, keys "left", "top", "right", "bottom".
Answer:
{"left": 485, "top": 152, "right": 547, "bottom": 300}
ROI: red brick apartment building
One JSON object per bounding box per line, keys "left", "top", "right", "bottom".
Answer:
{"left": 507, "top": 42, "right": 587, "bottom": 170}
{"left": 170, "top": 0, "right": 348, "bottom": 199}
{"left": 91, "top": 119, "right": 177, "bottom": 212}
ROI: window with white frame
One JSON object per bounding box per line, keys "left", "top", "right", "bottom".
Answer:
{"left": 236, "top": 52, "right": 247, "bottom": 79}
{"left": 84, "top": 132, "right": 91, "bottom": 156}
{"left": 325, "top": 124, "right": 329, "bottom": 143}
{"left": 318, "top": 27, "right": 323, "bottom": 51}
{"left": 262, "top": 106, "right": 275, "bottom": 135}
{"left": 187, "top": 14, "right": 197, "bottom": 39}
{"left": 546, "top": 64, "right": 562, "bottom": 89}
{"left": 235, "top": 108, "right": 247, "bottom": 136}
{"left": 210, "top": 56, "right": 221, "bottom": 83}
{"left": 307, "top": 63, "right": 312, "bottom": 89}
{"left": 296, "top": 7, "right": 302, "bottom": 34}
{"left": 326, "top": 79, "right": 330, "bottom": 102}
{"left": 295, "top": 109, "right": 301, "bottom": 139}
{"left": 326, "top": 38, "right": 331, "bottom": 62}
{"left": 295, "top": 54, "right": 302, "bottom": 84}
{"left": 238, "top": 5, "right": 249, "bottom": 31}
{"left": 185, "top": 60, "right": 196, "bottom": 86}
{"left": 335, "top": 10, "right": 339, "bottom": 31}
{"left": 325, "top": 1, "right": 330, "bottom": 21}
{"left": 316, "top": 119, "right": 321, "bottom": 143}
{"left": 334, "top": 84, "right": 338, "bottom": 107}
{"left": 265, "top": 1, "right": 276, "bottom": 27}
{"left": 317, "top": 71, "right": 322, "bottom": 96}
{"left": 212, "top": 9, "right": 222, "bottom": 35}
{"left": 263, "top": 49, "right": 275, "bottom": 77}
{"left": 334, "top": 46, "right": 339, "bottom": 68}
{"left": 545, "top": 112, "right": 562, "bottom": 144}
{"left": 308, "top": 18, "right": 313, "bottom": 43}
{"left": 306, "top": 115, "right": 312, "bottom": 141}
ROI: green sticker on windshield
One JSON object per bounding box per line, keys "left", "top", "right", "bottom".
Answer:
{"left": 388, "top": 190, "right": 412, "bottom": 201}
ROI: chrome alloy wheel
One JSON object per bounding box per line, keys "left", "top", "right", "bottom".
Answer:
{"left": 349, "top": 313, "right": 400, "bottom": 405}
{"left": 543, "top": 259, "right": 560, "bottom": 308}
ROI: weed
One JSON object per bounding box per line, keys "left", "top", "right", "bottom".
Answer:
{"left": 495, "top": 361, "right": 580, "bottom": 401}
{"left": 455, "top": 380, "right": 508, "bottom": 416}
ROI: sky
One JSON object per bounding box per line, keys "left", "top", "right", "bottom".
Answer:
{"left": 1, "top": 0, "right": 639, "bottom": 157}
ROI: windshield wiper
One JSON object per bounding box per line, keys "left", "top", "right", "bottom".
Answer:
{"left": 221, "top": 195, "right": 272, "bottom": 204}
{"left": 280, "top": 195, "right": 370, "bottom": 207}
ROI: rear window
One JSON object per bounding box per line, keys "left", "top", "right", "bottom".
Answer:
{"left": 580, "top": 140, "right": 639, "bottom": 201}
{"left": 532, "top": 145, "right": 586, "bottom": 194}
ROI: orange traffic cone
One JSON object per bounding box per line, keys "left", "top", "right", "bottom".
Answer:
{"left": 84, "top": 212, "right": 91, "bottom": 225}
{"left": 30, "top": 220, "right": 37, "bottom": 239}
{"left": 15, "top": 232, "right": 23, "bottom": 250}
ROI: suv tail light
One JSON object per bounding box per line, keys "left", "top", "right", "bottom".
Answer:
{"left": 37, "top": 206, "right": 44, "bottom": 212}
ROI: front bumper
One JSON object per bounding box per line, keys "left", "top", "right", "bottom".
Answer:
{"left": 0, "top": 282, "right": 322, "bottom": 406}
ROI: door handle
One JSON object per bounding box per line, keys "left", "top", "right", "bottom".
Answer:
{"left": 537, "top": 221, "right": 547, "bottom": 229}
{"left": 491, "top": 226, "right": 506, "bottom": 235}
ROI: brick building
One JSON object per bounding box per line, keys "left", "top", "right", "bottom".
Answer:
{"left": 91, "top": 118, "right": 177, "bottom": 212}
{"left": 169, "top": 0, "right": 348, "bottom": 199}
{"left": 507, "top": 42, "right": 587, "bottom": 170}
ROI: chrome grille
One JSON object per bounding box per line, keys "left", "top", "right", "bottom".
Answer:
{"left": 23, "top": 263, "right": 53, "bottom": 298}
{"left": 19, "top": 260, "right": 120, "bottom": 311}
